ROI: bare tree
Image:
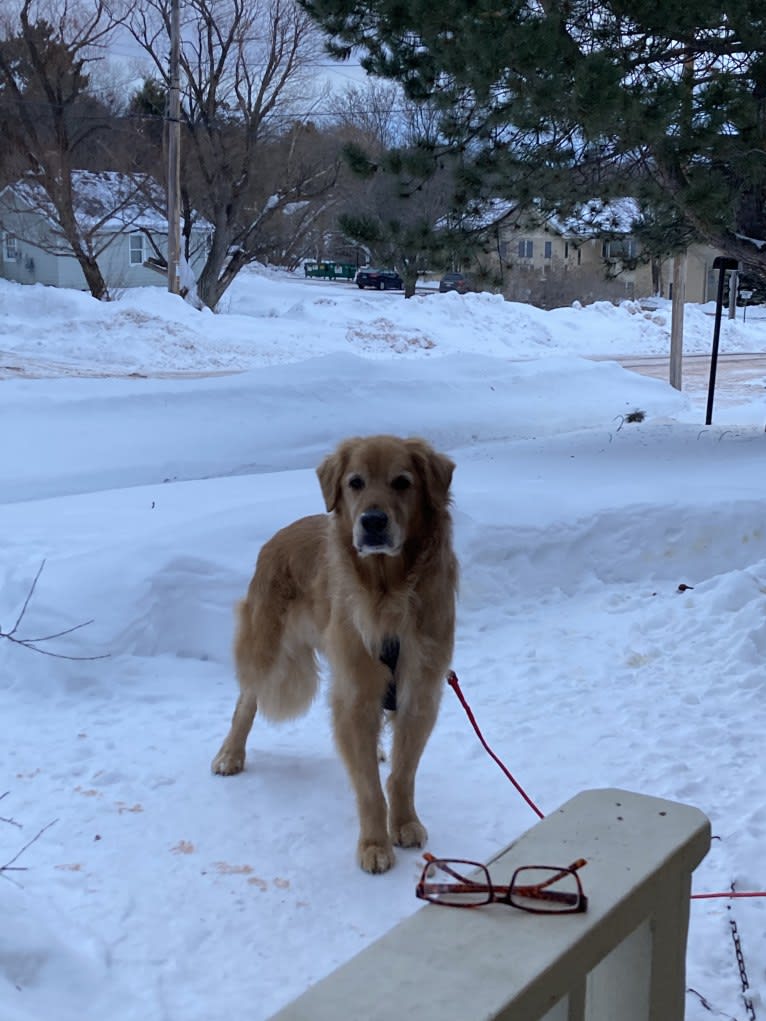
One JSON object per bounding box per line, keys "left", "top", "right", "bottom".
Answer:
{"left": 327, "top": 79, "right": 402, "bottom": 151}
{"left": 0, "top": 0, "right": 127, "bottom": 299}
{"left": 328, "top": 80, "right": 443, "bottom": 152}
{"left": 127, "top": 0, "right": 338, "bottom": 309}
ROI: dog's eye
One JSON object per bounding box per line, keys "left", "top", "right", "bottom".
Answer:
{"left": 348, "top": 475, "right": 365, "bottom": 491}
{"left": 391, "top": 475, "right": 411, "bottom": 492}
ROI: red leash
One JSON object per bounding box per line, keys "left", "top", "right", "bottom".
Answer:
{"left": 691, "top": 891, "right": 766, "bottom": 900}
{"left": 446, "top": 670, "right": 545, "bottom": 820}
{"left": 447, "top": 669, "right": 766, "bottom": 901}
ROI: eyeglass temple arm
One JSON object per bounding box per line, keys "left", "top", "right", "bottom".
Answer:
{"left": 422, "top": 854, "right": 481, "bottom": 885}
{"left": 423, "top": 855, "right": 587, "bottom": 884}
{"left": 418, "top": 881, "right": 583, "bottom": 907}
{"left": 505, "top": 859, "right": 588, "bottom": 905}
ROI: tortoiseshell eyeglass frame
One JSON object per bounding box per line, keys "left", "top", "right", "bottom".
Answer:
{"left": 416, "top": 853, "right": 588, "bottom": 913}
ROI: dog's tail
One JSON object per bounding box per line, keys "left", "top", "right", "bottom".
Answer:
{"left": 233, "top": 596, "right": 320, "bottom": 722}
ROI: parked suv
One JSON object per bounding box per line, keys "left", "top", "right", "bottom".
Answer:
{"left": 439, "top": 271, "right": 471, "bottom": 294}
{"left": 356, "top": 267, "right": 403, "bottom": 290}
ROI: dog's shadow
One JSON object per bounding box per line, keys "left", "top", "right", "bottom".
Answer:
{"left": 208, "top": 746, "right": 358, "bottom": 856}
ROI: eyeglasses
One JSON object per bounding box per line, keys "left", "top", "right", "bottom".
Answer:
{"left": 416, "top": 853, "right": 588, "bottom": 913}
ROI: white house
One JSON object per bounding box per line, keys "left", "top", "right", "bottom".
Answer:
{"left": 0, "top": 170, "right": 209, "bottom": 291}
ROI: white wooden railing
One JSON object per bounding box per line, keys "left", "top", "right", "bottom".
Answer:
{"left": 268, "top": 788, "right": 711, "bottom": 1021}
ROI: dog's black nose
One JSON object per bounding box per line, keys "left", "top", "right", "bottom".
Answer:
{"left": 360, "top": 509, "right": 388, "bottom": 534}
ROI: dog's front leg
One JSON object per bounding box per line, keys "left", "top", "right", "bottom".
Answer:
{"left": 386, "top": 681, "right": 442, "bottom": 849}
{"left": 331, "top": 656, "right": 394, "bottom": 874}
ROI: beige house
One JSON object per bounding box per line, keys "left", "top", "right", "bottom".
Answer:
{"left": 472, "top": 199, "right": 719, "bottom": 307}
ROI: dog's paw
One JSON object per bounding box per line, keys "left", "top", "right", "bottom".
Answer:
{"left": 211, "top": 748, "right": 245, "bottom": 775}
{"left": 390, "top": 818, "right": 427, "bottom": 849}
{"left": 358, "top": 840, "right": 396, "bottom": 874}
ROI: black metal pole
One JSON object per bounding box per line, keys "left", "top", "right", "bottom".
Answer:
{"left": 706, "top": 257, "right": 739, "bottom": 425}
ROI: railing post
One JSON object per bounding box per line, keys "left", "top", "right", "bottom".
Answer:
{"left": 647, "top": 872, "right": 695, "bottom": 1020}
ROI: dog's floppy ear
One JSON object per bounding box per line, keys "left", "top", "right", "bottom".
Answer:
{"left": 406, "top": 438, "right": 455, "bottom": 509}
{"left": 317, "top": 443, "right": 348, "bottom": 512}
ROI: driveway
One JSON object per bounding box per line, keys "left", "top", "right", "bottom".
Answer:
{"left": 611, "top": 352, "right": 766, "bottom": 409}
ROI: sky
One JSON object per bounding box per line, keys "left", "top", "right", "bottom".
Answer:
{"left": 1, "top": 268, "right": 766, "bottom": 1021}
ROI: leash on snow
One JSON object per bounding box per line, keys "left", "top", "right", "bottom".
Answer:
{"left": 446, "top": 669, "right": 766, "bottom": 896}
{"left": 446, "top": 670, "right": 545, "bottom": 820}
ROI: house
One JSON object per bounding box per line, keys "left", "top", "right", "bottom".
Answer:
{"left": 0, "top": 170, "right": 209, "bottom": 291}
{"left": 469, "top": 198, "right": 720, "bottom": 307}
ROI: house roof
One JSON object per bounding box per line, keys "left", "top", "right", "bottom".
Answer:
{"left": 440, "top": 198, "right": 519, "bottom": 232}
{"left": 547, "top": 198, "right": 641, "bottom": 238}
{"left": 2, "top": 171, "right": 170, "bottom": 233}
{"left": 439, "top": 196, "right": 641, "bottom": 238}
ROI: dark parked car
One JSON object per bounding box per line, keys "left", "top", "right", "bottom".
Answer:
{"left": 356, "top": 267, "right": 403, "bottom": 290}
{"left": 439, "top": 271, "right": 470, "bottom": 294}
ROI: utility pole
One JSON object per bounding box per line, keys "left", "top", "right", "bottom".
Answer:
{"left": 669, "top": 252, "right": 686, "bottom": 391}
{"left": 669, "top": 51, "right": 696, "bottom": 390}
{"left": 167, "top": 0, "right": 181, "bottom": 295}
{"left": 727, "top": 267, "right": 738, "bottom": 319}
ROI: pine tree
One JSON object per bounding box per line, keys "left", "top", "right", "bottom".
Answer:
{"left": 302, "top": 0, "right": 766, "bottom": 280}
{"left": 128, "top": 78, "right": 167, "bottom": 119}
{"left": 338, "top": 140, "right": 466, "bottom": 297}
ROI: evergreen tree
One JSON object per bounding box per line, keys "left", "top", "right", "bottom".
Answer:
{"left": 127, "top": 77, "right": 167, "bottom": 119}
{"left": 337, "top": 139, "right": 462, "bottom": 297}
{"left": 329, "top": 79, "right": 485, "bottom": 294}
{"left": 301, "top": 0, "right": 766, "bottom": 280}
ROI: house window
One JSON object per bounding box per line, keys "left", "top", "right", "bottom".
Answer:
{"left": 3, "top": 233, "right": 19, "bottom": 261}
{"left": 129, "top": 234, "right": 144, "bottom": 265}
{"left": 602, "top": 239, "right": 639, "bottom": 260}
{"left": 498, "top": 240, "right": 509, "bottom": 260}
{"left": 564, "top": 242, "right": 569, "bottom": 259}
{"left": 544, "top": 241, "right": 552, "bottom": 260}
{"left": 517, "top": 239, "right": 533, "bottom": 259}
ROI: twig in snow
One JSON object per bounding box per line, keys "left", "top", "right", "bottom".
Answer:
{"left": 0, "top": 560, "right": 110, "bottom": 661}
{"left": 0, "top": 791, "right": 22, "bottom": 829}
{"left": 1, "top": 818, "right": 58, "bottom": 883}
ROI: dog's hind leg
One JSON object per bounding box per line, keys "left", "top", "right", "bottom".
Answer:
{"left": 211, "top": 685, "right": 258, "bottom": 775}
{"left": 211, "top": 595, "right": 269, "bottom": 776}
{"left": 212, "top": 586, "right": 320, "bottom": 775}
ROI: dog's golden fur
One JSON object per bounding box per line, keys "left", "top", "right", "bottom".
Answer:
{"left": 211, "top": 435, "right": 458, "bottom": 873}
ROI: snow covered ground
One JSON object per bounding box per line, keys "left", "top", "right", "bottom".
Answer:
{"left": 1, "top": 268, "right": 766, "bottom": 1021}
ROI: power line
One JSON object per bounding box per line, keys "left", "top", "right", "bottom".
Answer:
{"left": 0, "top": 95, "right": 426, "bottom": 121}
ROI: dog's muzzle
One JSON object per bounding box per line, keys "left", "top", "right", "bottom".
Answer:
{"left": 355, "top": 508, "right": 397, "bottom": 556}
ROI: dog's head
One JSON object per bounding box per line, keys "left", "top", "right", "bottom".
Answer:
{"left": 317, "top": 435, "right": 454, "bottom": 558}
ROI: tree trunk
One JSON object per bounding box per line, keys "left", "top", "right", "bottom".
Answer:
{"left": 402, "top": 268, "right": 418, "bottom": 298}
{"left": 195, "top": 239, "right": 249, "bottom": 310}
{"left": 194, "top": 224, "right": 231, "bottom": 309}
{"left": 56, "top": 202, "right": 111, "bottom": 301}
{"left": 77, "top": 253, "right": 110, "bottom": 301}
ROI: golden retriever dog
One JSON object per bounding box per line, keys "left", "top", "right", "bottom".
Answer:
{"left": 211, "top": 435, "right": 457, "bottom": 873}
